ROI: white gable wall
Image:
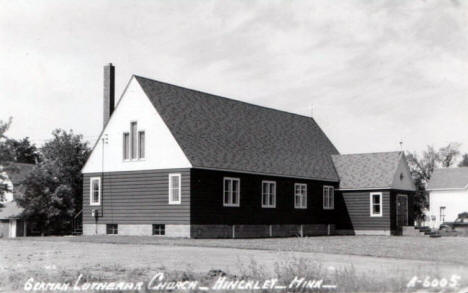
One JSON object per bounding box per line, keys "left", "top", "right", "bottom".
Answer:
{"left": 428, "top": 188, "right": 468, "bottom": 228}
{"left": 82, "top": 77, "right": 192, "bottom": 173}
{"left": 391, "top": 156, "right": 416, "bottom": 191}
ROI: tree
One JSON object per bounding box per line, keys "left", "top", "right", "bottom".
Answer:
{"left": 0, "top": 137, "right": 40, "bottom": 164}
{"left": 458, "top": 154, "right": 468, "bottom": 167}
{"left": 406, "top": 142, "right": 462, "bottom": 223}
{"left": 406, "top": 148, "right": 437, "bottom": 223}
{"left": 0, "top": 118, "right": 14, "bottom": 204}
{"left": 438, "top": 142, "right": 461, "bottom": 168}
{"left": 18, "top": 129, "right": 90, "bottom": 235}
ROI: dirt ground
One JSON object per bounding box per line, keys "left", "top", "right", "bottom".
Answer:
{"left": 1, "top": 237, "right": 468, "bottom": 282}
{"left": 23, "top": 234, "right": 468, "bottom": 265}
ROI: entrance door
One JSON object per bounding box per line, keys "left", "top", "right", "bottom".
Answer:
{"left": 396, "top": 194, "right": 408, "bottom": 226}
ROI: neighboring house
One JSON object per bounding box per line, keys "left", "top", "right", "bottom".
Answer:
{"left": 332, "top": 152, "right": 416, "bottom": 235}
{"left": 81, "top": 64, "right": 416, "bottom": 238}
{"left": 0, "top": 162, "right": 34, "bottom": 238}
{"left": 426, "top": 167, "right": 468, "bottom": 228}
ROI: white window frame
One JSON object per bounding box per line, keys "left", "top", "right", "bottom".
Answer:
{"left": 370, "top": 192, "right": 383, "bottom": 217}
{"left": 294, "top": 183, "right": 307, "bottom": 209}
{"left": 130, "top": 121, "right": 138, "bottom": 160}
{"left": 261, "top": 180, "right": 276, "bottom": 208}
{"left": 168, "top": 173, "right": 181, "bottom": 205}
{"left": 89, "top": 177, "right": 101, "bottom": 206}
{"left": 323, "top": 185, "right": 334, "bottom": 210}
{"left": 223, "top": 177, "right": 240, "bottom": 207}
{"left": 123, "top": 132, "right": 130, "bottom": 160}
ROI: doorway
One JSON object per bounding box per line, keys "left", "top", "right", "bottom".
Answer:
{"left": 396, "top": 194, "right": 408, "bottom": 226}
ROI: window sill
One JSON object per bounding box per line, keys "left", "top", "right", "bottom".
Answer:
{"left": 123, "top": 158, "right": 146, "bottom": 162}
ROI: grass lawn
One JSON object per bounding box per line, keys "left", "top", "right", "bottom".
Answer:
{"left": 29, "top": 234, "right": 468, "bottom": 265}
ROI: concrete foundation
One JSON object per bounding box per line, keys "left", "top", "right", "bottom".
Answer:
{"left": 191, "top": 224, "right": 333, "bottom": 238}
{"left": 83, "top": 224, "right": 106, "bottom": 235}
{"left": 83, "top": 224, "right": 190, "bottom": 237}
{"left": 119, "top": 224, "right": 152, "bottom": 236}
{"left": 354, "top": 229, "right": 391, "bottom": 236}
{"left": 83, "top": 223, "right": 338, "bottom": 238}
{"left": 166, "top": 224, "right": 190, "bottom": 237}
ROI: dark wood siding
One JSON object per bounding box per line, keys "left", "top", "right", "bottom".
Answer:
{"left": 339, "top": 190, "right": 391, "bottom": 231}
{"left": 190, "top": 168, "right": 339, "bottom": 225}
{"left": 83, "top": 169, "right": 190, "bottom": 224}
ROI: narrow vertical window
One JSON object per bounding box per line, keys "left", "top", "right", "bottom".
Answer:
{"left": 294, "top": 183, "right": 307, "bottom": 209}
{"left": 123, "top": 132, "right": 130, "bottom": 160}
{"left": 138, "top": 131, "right": 145, "bottom": 159}
{"left": 130, "top": 121, "right": 137, "bottom": 159}
{"left": 370, "top": 192, "right": 382, "bottom": 217}
{"left": 261, "top": 181, "right": 276, "bottom": 208}
{"left": 223, "top": 177, "right": 240, "bottom": 207}
{"left": 90, "top": 177, "right": 101, "bottom": 206}
{"left": 323, "top": 186, "right": 334, "bottom": 210}
{"left": 168, "top": 173, "right": 181, "bottom": 204}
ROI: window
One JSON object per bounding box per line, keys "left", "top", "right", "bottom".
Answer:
{"left": 123, "top": 132, "right": 130, "bottom": 160}
{"left": 106, "top": 224, "right": 118, "bottom": 235}
{"left": 168, "top": 174, "right": 181, "bottom": 204}
{"left": 370, "top": 192, "right": 383, "bottom": 217}
{"left": 294, "top": 183, "right": 307, "bottom": 209}
{"left": 89, "top": 177, "right": 101, "bottom": 206}
{"left": 130, "top": 121, "right": 137, "bottom": 159}
{"left": 440, "top": 206, "right": 446, "bottom": 223}
{"left": 153, "top": 224, "right": 165, "bottom": 235}
{"left": 261, "top": 181, "right": 276, "bottom": 208}
{"left": 323, "top": 185, "right": 334, "bottom": 210}
{"left": 124, "top": 122, "right": 145, "bottom": 161}
{"left": 138, "top": 131, "right": 145, "bottom": 159}
{"left": 223, "top": 177, "right": 240, "bottom": 207}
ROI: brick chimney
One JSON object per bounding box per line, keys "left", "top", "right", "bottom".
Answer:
{"left": 103, "top": 63, "right": 115, "bottom": 128}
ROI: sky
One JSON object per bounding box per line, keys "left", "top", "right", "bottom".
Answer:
{"left": 0, "top": 0, "right": 467, "bottom": 155}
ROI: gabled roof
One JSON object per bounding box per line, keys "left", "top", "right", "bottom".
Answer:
{"left": 134, "top": 76, "right": 340, "bottom": 181}
{"left": 427, "top": 168, "right": 468, "bottom": 190}
{"left": 0, "top": 201, "right": 23, "bottom": 219}
{"left": 332, "top": 151, "right": 406, "bottom": 190}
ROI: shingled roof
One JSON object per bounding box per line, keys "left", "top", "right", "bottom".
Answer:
{"left": 427, "top": 168, "right": 468, "bottom": 190}
{"left": 332, "top": 151, "right": 403, "bottom": 190}
{"left": 135, "top": 76, "right": 340, "bottom": 181}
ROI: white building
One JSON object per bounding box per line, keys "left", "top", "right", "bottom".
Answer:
{"left": 426, "top": 167, "right": 468, "bottom": 228}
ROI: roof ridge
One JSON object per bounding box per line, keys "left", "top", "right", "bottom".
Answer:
{"left": 333, "top": 151, "right": 401, "bottom": 156}
{"left": 134, "top": 75, "right": 321, "bottom": 122}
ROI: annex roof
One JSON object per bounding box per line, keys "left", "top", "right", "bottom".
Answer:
{"left": 332, "top": 151, "right": 405, "bottom": 190}
{"left": 135, "top": 76, "right": 340, "bottom": 181}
